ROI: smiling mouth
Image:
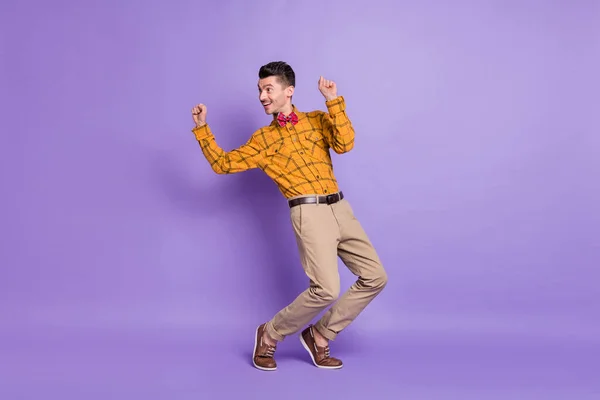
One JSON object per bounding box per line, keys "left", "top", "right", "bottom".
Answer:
{"left": 262, "top": 103, "right": 271, "bottom": 107}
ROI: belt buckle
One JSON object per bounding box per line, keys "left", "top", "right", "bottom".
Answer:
{"left": 326, "top": 193, "right": 337, "bottom": 205}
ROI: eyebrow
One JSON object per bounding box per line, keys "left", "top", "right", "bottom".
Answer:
{"left": 258, "top": 84, "right": 274, "bottom": 88}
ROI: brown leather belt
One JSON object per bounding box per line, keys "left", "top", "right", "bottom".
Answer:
{"left": 288, "top": 191, "right": 344, "bottom": 208}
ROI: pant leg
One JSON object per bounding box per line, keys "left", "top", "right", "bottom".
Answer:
{"left": 314, "top": 199, "right": 388, "bottom": 341}
{"left": 265, "top": 202, "right": 341, "bottom": 341}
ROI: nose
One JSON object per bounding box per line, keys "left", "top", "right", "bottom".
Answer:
{"left": 259, "top": 91, "right": 268, "bottom": 102}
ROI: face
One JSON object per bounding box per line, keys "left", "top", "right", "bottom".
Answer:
{"left": 258, "top": 76, "right": 294, "bottom": 115}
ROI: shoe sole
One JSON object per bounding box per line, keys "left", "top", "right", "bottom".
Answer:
{"left": 299, "top": 333, "right": 343, "bottom": 370}
{"left": 252, "top": 325, "right": 276, "bottom": 371}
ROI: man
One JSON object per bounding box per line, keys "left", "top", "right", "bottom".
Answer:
{"left": 190, "top": 61, "right": 387, "bottom": 371}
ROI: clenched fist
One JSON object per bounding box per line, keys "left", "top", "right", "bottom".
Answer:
{"left": 318, "top": 76, "right": 337, "bottom": 101}
{"left": 191, "top": 104, "right": 207, "bottom": 127}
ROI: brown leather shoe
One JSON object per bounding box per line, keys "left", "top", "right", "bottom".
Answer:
{"left": 300, "top": 325, "right": 343, "bottom": 369}
{"left": 252, "top": 323, "right": 277, "bottom": 371}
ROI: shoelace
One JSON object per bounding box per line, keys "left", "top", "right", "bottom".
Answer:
{"left": 314, "top": 343, "right": 331, "bottom": 358}
{"left": 259, "top": 337, "right": 276, "bottom": 358}
{"left": 264, "top": 345, "right": 276, "bottom": 358}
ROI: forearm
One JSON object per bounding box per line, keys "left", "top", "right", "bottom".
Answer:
{"left": 192, "top": 124, "right": 259, "bottom": 174}
{"left": 192, "top": 124, "right": 229, "bottom": 174}
{"left": 325, "top": 96, "right": 355, "bottom": 154}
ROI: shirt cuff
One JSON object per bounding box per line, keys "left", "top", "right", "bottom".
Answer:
{"left": 191, "top": 124, "right": 211, "bottom": 140}
{"left": 325, "top": 96, "right": 345, "bottom": 115}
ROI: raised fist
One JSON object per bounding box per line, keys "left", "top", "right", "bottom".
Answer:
{"left": 318, "top": 76, "right": 337, "bottom": 101}
{"left": 191, "top": 104, "right": 207, "bottom": 127}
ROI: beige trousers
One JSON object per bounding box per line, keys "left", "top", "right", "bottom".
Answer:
{"left": 265, "top": 198, "right": 388, "bottom": 342}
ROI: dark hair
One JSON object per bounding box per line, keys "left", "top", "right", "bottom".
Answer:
{"left": 258, "top": 61, "right": 295, "bottom": 87}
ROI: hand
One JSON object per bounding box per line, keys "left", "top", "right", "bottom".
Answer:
{"left": 318, "top": 76, "right": 337, "bottom": 101}
{"left": 191, "top": 104, "right": 207, "bottom": 127}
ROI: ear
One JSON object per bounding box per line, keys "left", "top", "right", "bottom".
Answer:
{"left": 286, "top": 85, "right": 295, "bottom": 97}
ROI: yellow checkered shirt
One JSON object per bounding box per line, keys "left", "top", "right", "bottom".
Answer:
{"left": 192, "top": 96, "right": 355, "bottom": 199}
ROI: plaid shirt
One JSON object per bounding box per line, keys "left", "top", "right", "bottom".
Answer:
{"left": 192, "top": 96, "right": 355, "bottom": 199}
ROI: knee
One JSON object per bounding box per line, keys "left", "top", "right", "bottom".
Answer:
{"left": 311, "top": 282, "right": 340, "bottom": 304}
{"left": 365, "top": 267, "right": 388, "bottom": 292}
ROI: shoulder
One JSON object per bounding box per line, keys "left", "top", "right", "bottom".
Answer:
{"left": 302, "top": 109, "right": 327, "bottom": 122}
{"left": 248, "top": 124, "right": 277, "bottom": 148}
{"left": 303, "top": 109, "right": 325, "bottom": 117}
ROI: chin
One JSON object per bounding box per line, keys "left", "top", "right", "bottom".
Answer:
{"left": 262, "top": 103, "right": 276, "bottom": 115}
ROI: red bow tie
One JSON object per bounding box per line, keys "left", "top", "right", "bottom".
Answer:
{"left": 277, "top": 112, "right": 298, "bottom": 127}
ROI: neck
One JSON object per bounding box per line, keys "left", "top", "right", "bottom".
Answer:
{"left": 278, "top": 104, "right": 293, "bottom": 115}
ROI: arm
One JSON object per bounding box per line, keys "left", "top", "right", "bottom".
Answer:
{"left": 318, "top": 77, "right": 355, "bottom": 154}
{"left": 192, "top": 124, "right": 263, "bottom": 174}
{"left": 321, "top": 96, "right": 355, "bottom": 154}
{"left": 190, "top": 103, "right": 263, "bottom": 174}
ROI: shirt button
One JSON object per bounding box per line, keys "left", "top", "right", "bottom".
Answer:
{"left": 324, "top": 189, "right": 328, "bottom": 193}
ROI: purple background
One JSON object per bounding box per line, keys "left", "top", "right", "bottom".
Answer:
{"left": 1, "top": 0, "right": 599, "bottom": 398}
